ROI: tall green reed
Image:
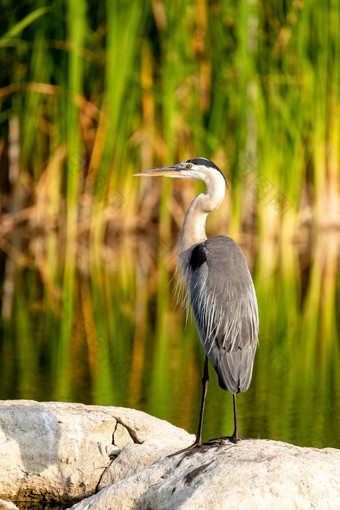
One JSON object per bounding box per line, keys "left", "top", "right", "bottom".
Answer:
{"left": 0, "top": 0, "right": 339, "bottom": 448}
{"left": 1, "top": 0, "right": 339, "bottom": 234}
{"left": 56, "top": 0, "right": 87, "bottom": 400}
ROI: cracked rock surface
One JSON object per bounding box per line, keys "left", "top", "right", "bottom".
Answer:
{"left": 1, "top": 401, "right": 339, "bottom": 510}
{"left": 70, "top": 439, "right": 340, "bottom": 510}
{"left": 0, "top": 400, "right": 193, "bottom": 507}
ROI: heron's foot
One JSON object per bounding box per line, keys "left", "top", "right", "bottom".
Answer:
{"left": 207, "top": 433, "right": 246, "bottom": 445}
{"left": 168, "top": 433, "right": 254, "bottom": 457}
{"left": 167, "top": 440, "right": 204, "bottom": 458}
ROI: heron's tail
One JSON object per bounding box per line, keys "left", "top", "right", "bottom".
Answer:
{"left": 212, "top": 344, "right": 255, "bottom": 394}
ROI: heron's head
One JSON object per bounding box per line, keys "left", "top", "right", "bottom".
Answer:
{"left": 134, "top": 157, "right": 226, "bottom": 187}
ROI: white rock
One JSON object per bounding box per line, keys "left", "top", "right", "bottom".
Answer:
{"left": 1, "top": 401, "right": 339, "bottom": 510}
{"left": 0, "top": 500, "right": 19, "bottom": 510}
{"left": 0, "top": 400, "right": 193, "bottom": 506}
{"left": 70, "top": 439, "right": 340, "bottom": 510}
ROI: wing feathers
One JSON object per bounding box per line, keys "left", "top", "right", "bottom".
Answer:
{"left": 186, "top": 236, "right": 259, "bottom": 394}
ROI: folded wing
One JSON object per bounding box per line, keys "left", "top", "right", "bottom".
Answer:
{"left": 188, "top": 236, "right": 259, "bottom": 394}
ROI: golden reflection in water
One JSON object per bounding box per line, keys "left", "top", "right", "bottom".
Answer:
{"left": 0, "top": 226, "right": 339, "bottom": 448}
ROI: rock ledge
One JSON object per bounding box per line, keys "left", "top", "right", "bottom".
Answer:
{"left": 0, "top": 400, "right": 339, "bottom": 510}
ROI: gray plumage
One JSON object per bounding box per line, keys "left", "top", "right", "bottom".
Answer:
{"left": 135, "top": 157, "right": 259, "bottom": 446}
{"left": 187, "top": 235, "right": 258, "bottom": 394}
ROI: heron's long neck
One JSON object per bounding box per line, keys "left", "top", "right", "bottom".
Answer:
{"left": 178, "top": 177, "right": 225, "bottom": 256}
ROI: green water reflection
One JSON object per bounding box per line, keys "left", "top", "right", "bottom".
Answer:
{"left": 0, "top": 230, "right": 339, "bottom": 449}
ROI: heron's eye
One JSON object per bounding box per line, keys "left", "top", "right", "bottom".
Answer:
{"left": 187, "top": 163, "right": 192, "bottom": 169}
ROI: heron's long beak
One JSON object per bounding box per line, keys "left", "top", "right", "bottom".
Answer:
{"left": 134, "top": 163, "right": 186, "bottom": 178}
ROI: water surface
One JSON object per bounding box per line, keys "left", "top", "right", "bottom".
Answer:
{"left": 0, "top": 229, "right": 339, "bottom": 449}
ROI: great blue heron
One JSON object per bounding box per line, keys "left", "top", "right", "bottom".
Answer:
{"left": 135, "top": 158, "right": 259, "bottom": 448}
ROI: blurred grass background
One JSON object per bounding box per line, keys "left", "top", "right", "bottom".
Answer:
{"left": 0, "top": 0, "right": 339, "bottom": 448}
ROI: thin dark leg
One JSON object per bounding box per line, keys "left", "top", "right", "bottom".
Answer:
{"left": 229, "top": 394, "right": 241, "bottom": 443}
{"left": 168, "top": 355, "right": 209, "bottom": 457}
{"left": 194, "top": 355, "right": 209, "bottom": 445}
{"left": 207, "top": 392, "right": 242, "bottom": 445}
